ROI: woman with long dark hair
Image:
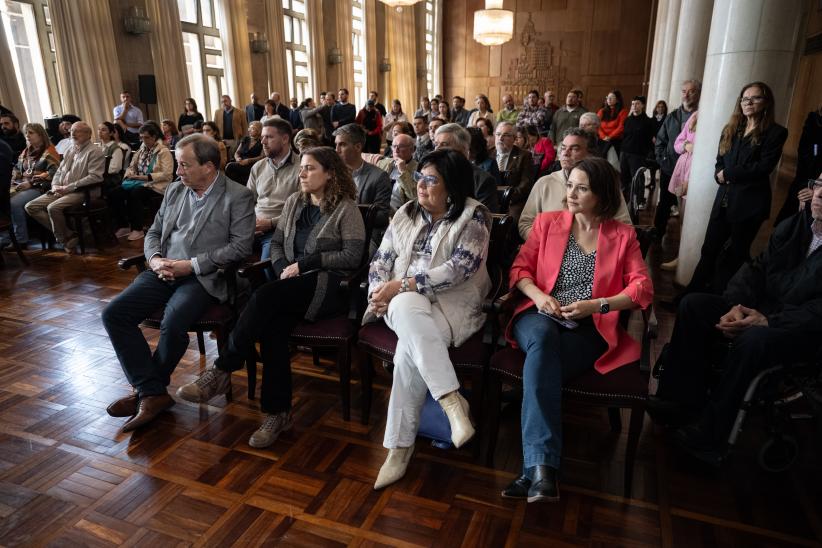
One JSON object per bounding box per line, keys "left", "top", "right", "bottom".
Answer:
{"left": 597, "top": 90, "right": 629, "bottom": 154}
{"left": 178, "top": 98, "right": 203, "bottom": 135}
{"left": 177, "top": 147, "right": 365, "bottom": 448}
{"left": 685, "top": 81, "right": 788, "bottom": 294}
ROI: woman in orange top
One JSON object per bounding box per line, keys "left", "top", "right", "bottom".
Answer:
{"left": 502, "top": 157, "right": 653, "bottom": 503}
{"left": 597, "top": 90, "right": 629, "bottom": 154}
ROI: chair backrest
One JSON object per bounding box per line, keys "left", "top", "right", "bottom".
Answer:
{"left": 486, "top": 213, "right": 514, "bottom": 300}
{"left": 633, "top": 225, "right": 654, "bottom": 259}
{"left": 357, "top": 203, "right": 377, "bottom": 268}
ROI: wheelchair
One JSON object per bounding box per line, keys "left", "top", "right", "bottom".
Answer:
{"left": 654, "top": 343, "right": 822, "bottom": 472}
{"left": 627, "top": 158, "right": 659, "bottom": 224}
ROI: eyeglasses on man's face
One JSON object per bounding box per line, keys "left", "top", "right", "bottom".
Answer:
{"left": 807, "top": 179, "right": 822, "bottom": 191}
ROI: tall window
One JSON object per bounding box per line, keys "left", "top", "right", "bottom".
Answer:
{"left": 351, "top": 0, "right": 367, "bottom": 108}
{"left": 282, "top": 0, "right": 311, "bottom": 102}
{"left": 424, "top": 1, "right": 435, "bottom": 97}
{"left": 0, "top": 0, "right": 58, "bottom": 122}
{"left": 178, "top": 0, "right": 225, "bottom": 117}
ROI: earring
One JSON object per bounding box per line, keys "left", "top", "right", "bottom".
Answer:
{"left": 446, "top": 196, "right": 452, "bottom": 205}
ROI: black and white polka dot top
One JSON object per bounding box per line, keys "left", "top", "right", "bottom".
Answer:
{"left": 550, "top": 233, "right": 596, "bottom": 306}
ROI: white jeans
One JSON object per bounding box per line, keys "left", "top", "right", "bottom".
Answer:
{"left": 383, "top": 292, "right": 460, "bottom": 449}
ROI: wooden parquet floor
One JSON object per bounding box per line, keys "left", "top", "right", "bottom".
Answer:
{"left": 0, "top": 222, "right": 820, "bottom": 547}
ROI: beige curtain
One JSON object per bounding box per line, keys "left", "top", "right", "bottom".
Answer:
{"left": 334, "top": 0, "right": 354, "bottom": 94}
{"left": 263, "top": 0, "right": 289, "bottom": 96}
{"left": 0, "top": 16, "right": 26, "bottom": 122}
{"left": 385, "top": 4, "right": 417, "bottom": 113}
{"left": 145, "top": 0, "right": 189, "bottom": 122}
{"left": 306, "top": 0, "right": 326, "bottom": 98}
{"left": 216, "top": 0, "right": 254, "bottom": 106}
{"left": 49, "top": 0, "right": 123, "bottom": 124}
{"left": 364, "top": 0, "right": 379, "bottom": 97}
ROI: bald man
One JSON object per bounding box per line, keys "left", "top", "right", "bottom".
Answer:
{"left": 497, "top": 94, "right": 520, "bottom": 124}
{"left": 26, "top": 121, "right": 105, "bottom": 253}
{"left": 361, "top": 132, "right": 419, "bottom": 211}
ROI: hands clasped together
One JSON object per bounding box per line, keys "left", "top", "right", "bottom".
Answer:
{"left": 715, "top": 304, "right": 768, "bottom": 338}
{"left": 533, "top": 291, "right": 598, "bottom": 320}
{"left": 368, "top": 280, "right": 403, "bottom": 317}
{"left": 150, "top": 256, "right": 192, "bottom": 282}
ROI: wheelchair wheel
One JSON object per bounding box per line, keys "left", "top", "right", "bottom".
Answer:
{"left": 757, "top": 435, "right": 798, "bottom": 473}
{"left": 628, "top": 168, "right": 648, "bottom": 224}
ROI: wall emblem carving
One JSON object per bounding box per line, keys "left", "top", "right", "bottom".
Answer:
{"left": 502, "top": 13, "right": 574, "bottom": 98}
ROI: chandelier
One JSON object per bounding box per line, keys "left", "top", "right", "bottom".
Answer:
{"left": 378, "top": 0, "right": 421, "bottom": 8}
{"left": 473, "top": 0, "right": 514, "bottom": 46}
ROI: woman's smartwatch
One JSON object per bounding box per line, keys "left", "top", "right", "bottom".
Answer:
{"left": 598, "top": 298, "right": 610, "bottom": 314}
{"left": 399, "top": 277, "right": 410, "bottom": 294}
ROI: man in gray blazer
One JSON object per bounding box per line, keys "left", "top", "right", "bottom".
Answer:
{"left": 102, "top": 134, "right": 255, "bottom": 432}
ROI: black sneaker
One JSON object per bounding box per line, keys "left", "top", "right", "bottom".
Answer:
{"left": 527, "top": 465, "right": 560, "bottom": 503}
{"left": 501, "top": 475, "right": 530, "bottom": 499}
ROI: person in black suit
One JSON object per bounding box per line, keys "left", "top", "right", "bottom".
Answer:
{"left": 774, "top": 106, "right": 822, "bottom": 225}
{"left": 268, "top": 92, "right": 291, "bottom": 120}
{"left": 685, "top": 82, "right": 788, "bottom": 295}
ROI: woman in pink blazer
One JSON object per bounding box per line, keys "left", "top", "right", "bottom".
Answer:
{"left": 502, "top": 157, "right": 653, "bottom": 503}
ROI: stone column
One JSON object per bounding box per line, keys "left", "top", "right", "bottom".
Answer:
{"left": 676, "top": 0, "right": 807, "bottom": 285}
{"left": 646, "top": 0, "right": 669, "bottom": 114}
{"left": 654, "top": 0, "right": 681, "bottom": 109}
{"left": 667, "top": 0, "right": 714, "bottom": 107}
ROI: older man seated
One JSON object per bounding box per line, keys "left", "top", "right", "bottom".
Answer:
{"left": 649, "top": 179, "right": 822, "bottom": 465}
{"left": 25, "top": 121, "right": 104, "bottom": 253}
{"left": 518, "top": 127, "right": 631, "bottom": 241}
{"left": 361, "top": 132, "right": 418, "bottom": 212}
{"left": 101, "top": 134, "right": 255, "bottom": 432}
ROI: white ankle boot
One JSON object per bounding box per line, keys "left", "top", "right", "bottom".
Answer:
{"left": 439, "top": 391, "right": 475, "bottom": 448}
{"left": 374, "top": 446, "right": 414, "bottom": 490}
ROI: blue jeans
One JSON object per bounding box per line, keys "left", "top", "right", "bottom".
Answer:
{"left": 101, "top": 270, "right": 216, "bottom": 396}
{"left": 513, "top": 310, "right": 606, "bottom": 472}
{"left": 6, "top": 188, "right": 42, "bottom": 244}
{"left": 257, "top": 230, "right": 274, "bottom": 261}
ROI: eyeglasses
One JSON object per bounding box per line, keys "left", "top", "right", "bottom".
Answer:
{"left": 807, "top": 179, "right": 822, "bottom": 191}
{"left": 494, "top": 132, "right": 514, "bottom": 139}
{"left": 740, "top": 96, "right": 765, "bottom": 105}
{"left": 391, "top": 143, "right": 412, "bottom": 150}
{"left": 413, "top": 172, "right": 439, "bottom": 187}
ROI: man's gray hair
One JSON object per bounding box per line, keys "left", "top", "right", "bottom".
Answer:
{"left": 682, "top": 78, "right": 702, "bottom": 92}
{"left": 561, "top": 126, "right": 597, "bottom": 154}
{"left": 579, "top": 112, "right": 601, "bottom": 128}
{"left": 333, "top": 122, "right": 366, "bottom": 146}
{"left": 176, "top": 133, "right": 221, "bottom": 169}
{"left": 434, "top": 123, "right": 470, "bottom": 156}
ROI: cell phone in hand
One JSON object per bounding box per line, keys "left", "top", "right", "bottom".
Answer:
{"left": 538, "top": 309, "right": 579, "bottom": 329}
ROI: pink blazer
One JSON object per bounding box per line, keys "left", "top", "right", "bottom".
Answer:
{"left": 506, "top": 210, "right": 653, "bottom": 374}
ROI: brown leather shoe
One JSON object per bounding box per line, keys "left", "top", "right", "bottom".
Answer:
{"left": 106, "top": 394, "right": 139, "bottom": 417}
{"left": 121, "top": 394, "right": 175, "bottom": 432}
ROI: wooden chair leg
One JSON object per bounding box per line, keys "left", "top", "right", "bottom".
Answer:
{"left": 246, "top": 358, "right": 258, "bottom": 400}
{"left": 359, "top": 349, "right": 374, "bottom": 425}
{"left": 623, "top": 404, "right": 645, "bottom": 498}
{"left": 74, "top": 216, "right": 87, "bottom": 255}
{"left": 7, "top": 229, "right": 28, "bottom": 266}
{"left": 485, "top": 375, "right": 502, "bottom": 468}
{"left": 608, "top": 407, "right": 623, "bottom": 432}
{"left": 470, "top": 369, "right": 484, "bottom": 462}
{"left": 196, "top": 331, "right": 206, "bottom": 356}
{"left": 338, "top": 342, "right": 351, "bottom": 421}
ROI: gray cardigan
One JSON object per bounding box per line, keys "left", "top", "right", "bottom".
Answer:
{"left": 270, "top": 193, "right": 366, "bottom": 320}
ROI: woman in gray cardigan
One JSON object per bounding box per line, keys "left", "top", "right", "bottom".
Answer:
{"left": 178, "top": 146, "right": 365, "bottom": 448}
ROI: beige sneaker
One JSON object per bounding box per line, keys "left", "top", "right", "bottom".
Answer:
{"left": 248, "top": 411, "right": 293, "bottom": 448}
{"left": 438, "top": 391, "right": 475, "bottom": 448}
{"left": 374, "top": 446, "right": 414, "bottom": 490}
{"left": 176, "top": 368, "right": 232, "bottom": 403}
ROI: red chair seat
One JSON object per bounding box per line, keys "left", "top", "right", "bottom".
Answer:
{"left": 489, "top": 347, "right": 647, "bottom": 403}
{"left": 358, "top": 320, "right": 488, "bottom": 370}
{"left": 141, "top": 303, "right": 234, "bottom": 330}
{"left": 290, "top": 315, "right": 357, "bottom": 345}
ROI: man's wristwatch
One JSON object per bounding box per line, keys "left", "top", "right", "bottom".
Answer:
{"left": 598, "top": 298, "right": 610, "bottom": 314}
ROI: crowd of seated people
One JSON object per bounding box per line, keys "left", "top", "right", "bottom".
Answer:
{"left": 3, "top": 74, "right": 817, "bottom": 506}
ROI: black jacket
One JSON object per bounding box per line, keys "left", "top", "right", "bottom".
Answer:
{"left": 622, "top": 113, "right": 656, "bottom": 156}
{"left": 724, "top": 208, "right": 822, "bottom": 333}
{"left": 655, "top": 106, "right": 694, "bottom": 175}
{"left": 711, "top": 123, "right": 788, "bottom": 223}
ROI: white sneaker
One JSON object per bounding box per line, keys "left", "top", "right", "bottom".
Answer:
{"left": 374, "top": 446, "right": 414, "bottom": 490}
{"left": 127, "top": 230, "right": 144, "bottom": 241}
{"left": 176, "top": 367, "right": 231, "bottom": 403}
{"left": 115, "top": 228, "right": 131, "bottom": 239}
{"left": 248, "top": 412, "right": 293, "bottom": 448}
